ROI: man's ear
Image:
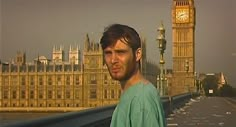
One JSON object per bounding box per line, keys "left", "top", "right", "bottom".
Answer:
{"left": 135, "top": 48, "right": 142, "bottom": 62}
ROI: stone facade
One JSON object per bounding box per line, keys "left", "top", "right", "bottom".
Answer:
{"left": 0, "top": 34, "right": 159, "bottom": 112}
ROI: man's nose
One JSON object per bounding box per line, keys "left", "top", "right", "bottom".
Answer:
{"left": 111, "top": 53, "right": 118, "bottom": 63}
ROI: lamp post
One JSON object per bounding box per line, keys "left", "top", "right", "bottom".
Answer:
{"left": 185, "top": 60, "right": 189, "bottom": 92}
{"left": 157, "top": 22, "right": 167, "bottom": 96}
{"left": 194, "top": 72, "right": 197, "bottom": 93}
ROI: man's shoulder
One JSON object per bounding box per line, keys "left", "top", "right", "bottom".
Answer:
{"left": 133, "top": 83, "right": 160, "bottom": 99}
{"left": 130, "top": 83, "right": 162, "bottom": 111}
{"left": 121, "top": 82, "right": 159, "bottom": 103}
{"left": 141, "top": 82, "right": 158, "bottom": 94}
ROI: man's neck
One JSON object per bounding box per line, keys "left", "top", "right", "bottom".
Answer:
{"left": 120, "top": 70, "right": 144, "bottom": 92}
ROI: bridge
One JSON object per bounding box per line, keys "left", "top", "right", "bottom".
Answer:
{"left": 2, "top": 93, "right": 236, "bottom": 127}
{"left": 1, "top": 93, "right": 195, "bottom": 127}
{"left": 167, "top": 96, "right": 236, "bottom": 127}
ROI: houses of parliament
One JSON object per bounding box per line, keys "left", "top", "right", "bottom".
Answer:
{"left": 0, "top": 34, "right": 159, "bottom": 111}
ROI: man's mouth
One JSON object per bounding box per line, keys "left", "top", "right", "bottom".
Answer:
{"left": 111, "top": 67, "right": 120, "bottom": 73}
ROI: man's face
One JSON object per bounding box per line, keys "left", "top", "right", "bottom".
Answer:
{"left": 103, "top": 39, "right": 137, "bottom": 81}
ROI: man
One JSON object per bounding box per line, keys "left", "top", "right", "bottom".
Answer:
{"left": 100, "top": 24, "right": 166, "bottom": 127}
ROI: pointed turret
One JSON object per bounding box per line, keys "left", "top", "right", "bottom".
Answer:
{"left": 84, "top": 33, "right": 90, "bottom": 52}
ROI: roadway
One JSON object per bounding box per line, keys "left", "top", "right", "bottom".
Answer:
{"left": 167, "top": 96, "right": 236, "bottom": 127}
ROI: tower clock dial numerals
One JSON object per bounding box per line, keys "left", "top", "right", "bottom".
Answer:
{"left": 176, "top": 9, "right": 189, "bottom": 23}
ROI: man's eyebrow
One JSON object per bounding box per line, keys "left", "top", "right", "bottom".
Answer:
{"left": 114, "top": 49, "right": 127, "bottom": 51}
{"left": 103, "top": 49, "right": 112, "bottom": 53}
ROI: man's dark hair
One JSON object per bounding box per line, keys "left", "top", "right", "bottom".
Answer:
{"left": 100, "top": 24, "right": 141, "bottom": 52}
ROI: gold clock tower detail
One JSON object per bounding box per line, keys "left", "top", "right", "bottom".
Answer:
{"left": 171, "top": 0, "right": 196, "bottom": 95}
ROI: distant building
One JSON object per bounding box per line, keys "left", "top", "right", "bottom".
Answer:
{"left": 69, "top": 45, "right": 81, "bottom": 65}
{"left": 198, "top": 72, "right": 228, "bottom": 95}
{"left": 34, "top": 56, "right": 51, "bottom": 65}
{"left": 0, "top": 34, "right": 159, "bottom": 112}
{"left": 15, "top": 51, "right": 26, "bottom": 65}
{"left": 199, "top": 72, "right": 227, "bottom": 89}
{"left": 52, "top": 45, "right": 65, "bottom": 64}
{"left": 218, "top": 72, "right": 227, "bottom": 88}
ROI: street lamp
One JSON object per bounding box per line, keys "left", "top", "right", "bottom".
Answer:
{"left": 185, "top": 60, "right": 189, "bottom": 92}
{"left": 194, "top": 72, "right": 198, "bottom": 93}
{"left": 157, "top": 22, "right": 167, "bottom": 96}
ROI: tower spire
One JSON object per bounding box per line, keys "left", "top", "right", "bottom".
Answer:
{"left": 84, "top": 33, "right": 90, "bottom": 51}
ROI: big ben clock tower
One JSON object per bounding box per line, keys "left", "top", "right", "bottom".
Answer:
{"left": 171, "top": 0, "right": 196, "bottom": 95}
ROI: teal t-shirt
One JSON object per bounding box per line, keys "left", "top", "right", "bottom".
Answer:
{"left": 110, "top": 82, "right": 166, "bottom": 127}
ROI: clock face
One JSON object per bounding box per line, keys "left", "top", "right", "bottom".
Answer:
{"left": 176, "top": 9, "right": 189, "bottom": 23}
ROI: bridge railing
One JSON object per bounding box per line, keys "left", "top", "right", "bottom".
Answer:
{"left": 3, "top": 92, "right": 198, "bottom": 127}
